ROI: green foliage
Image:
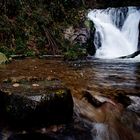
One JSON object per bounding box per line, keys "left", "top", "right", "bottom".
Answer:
{"left": 25, "top": 50, "right": 35, "bottom": 57}
{"left": 0, "top": 0, "right": 86, "bottom": 57}
{"left": 64, "top": 43, "right": 87, "bottom": 60}
{"left": 15, "top": 37, "right": 27, "bottom": 54}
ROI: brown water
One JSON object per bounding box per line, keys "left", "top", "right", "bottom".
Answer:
{"left": 1, "top": 58, "right": 140, "bottom": 96}
{"left": 0, "top": 58, "right": 140, "bottom": 140}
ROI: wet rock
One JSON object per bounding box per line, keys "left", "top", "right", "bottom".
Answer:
{"left": 115, "top": 93, "right": 132, "bottom": 107}
{"left": 127, "top": 96, "right": 140, "bottom": 115}
{"left": 0, "top": 79, "right": 73, "bottom": 128}
{"left": 119, "top": 50, "right": 140, "bottom": 59}
{"left": 0, "top": 52, "right": 8, "bottom": 64}
{"left": 83, "top": 91, "right": 103, "bottom": 107}
{"left": 84, "top": 20, "right": 96, "bottom": 56}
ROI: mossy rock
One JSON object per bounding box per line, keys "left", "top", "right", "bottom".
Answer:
{"left": 0, "top": 52, "right": 8, "bottom": 64}
{"left": 84, "top": 19, "right": 94, "bottom": 30}
{"left": 0, "top": 78, "right": 74, "bottom": 128}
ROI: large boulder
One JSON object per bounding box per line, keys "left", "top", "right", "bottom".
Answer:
{"left": 0, "top": 77, "right": 73, "bottom": 128}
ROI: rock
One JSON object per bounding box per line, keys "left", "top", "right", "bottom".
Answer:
{"left": 0, "top": 52, "right": 8, "bottom": 64}
{"left": 32, "top": 83, "right": 40, "bottom": 87}
{"left": 0, "top": 78, "right": 73, "bottom": 128}
{"left": 63, "top": 19, "right": 96, "bottom": 57}
{"left": 115, "top": 93, "right": 132, "bottom": 107}
{"left": 127, "top": 96, "right": 140, "bottom": 115}
{"left": 84, "top": 20, "right": 96, "bottom": 55}
{"left": 8, "top": 132, "right": 58, "bottom": 140}
{"left": 119, "top": 50, "right": 140, "bottom": 59}
{"left": 12, "top": 83, "right": 20, "bottom": 87}
{"left": 8, "top": 121, "right": 93, "bottom": 140}
{"left": 83, "top": 91, "right": 103, "bottom": 107}
{"left": 64, "top": 26, "right": 90, "bottom": 45}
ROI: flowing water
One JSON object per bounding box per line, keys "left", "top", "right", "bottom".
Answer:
{"left": 88, "top": 7, "right": 140, "bottom": 59}
{"left": 0, "top": 58, "right": 140, "bottom": 140}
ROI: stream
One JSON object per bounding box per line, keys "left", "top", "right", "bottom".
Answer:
{"left": 0, "top": 58, "right": 140, "bottom": 140}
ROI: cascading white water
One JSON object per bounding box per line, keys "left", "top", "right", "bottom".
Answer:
{"left": 88, "top": 7, "right": 140, "bottom": 59}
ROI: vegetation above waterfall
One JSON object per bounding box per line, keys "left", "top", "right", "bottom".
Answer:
{"left": 0, "top": 0, "right": 139, "bottom": 59}
{"left": 0, "top": 0, "right": 87, "bottom": 58}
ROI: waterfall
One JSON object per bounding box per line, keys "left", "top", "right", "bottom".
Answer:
{"left": 88, "top": 7, "right": 140, "bottom": 59}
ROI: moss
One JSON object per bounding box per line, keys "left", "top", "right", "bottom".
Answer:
{"left": 0, "top": 52, "right": 8, "bottom": 64}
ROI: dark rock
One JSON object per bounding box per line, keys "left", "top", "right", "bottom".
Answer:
{"left": 127, "top": 96, "right": 140, "bottom": 115}
{"left": 115, "top": 93, "right": 132, "bottom": 107}
{"left": 8, "top": 132, "right": 58, "bottom": 140}
{"left": 119, "top": 50, "right": 140, "bottom": 59}
{"left": 8, "top": 121, "right": 93, "bottom": 140}
{"left": 83, "top": 91, "right": 104, "bottom": 107}
{"left": 0, "top": 79, "right": 73, "bottom": 128}
{"left": 63, "top": 19, "right": 96, "bottom": 58}
{"left": 84, "top": 20, "right": 96, "bottom": 56}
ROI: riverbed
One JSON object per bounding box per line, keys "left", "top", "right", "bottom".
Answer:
{"left": 0, "top": 58, "right": 140, "bottom": 140}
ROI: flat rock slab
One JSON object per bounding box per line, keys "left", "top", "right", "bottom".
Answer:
{"left": 0, "top": 77, "right": 73, "bottom": 128}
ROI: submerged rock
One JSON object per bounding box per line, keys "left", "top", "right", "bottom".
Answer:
{"left": 0, "top": 52, "right": 8, "bottom": 64}
{"left": 0, "top": 78, "right": 73, "bottom": 128}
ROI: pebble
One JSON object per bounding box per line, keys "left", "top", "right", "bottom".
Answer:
{"left": 13, "top": 83, "right": 20, "bottom": 87}
{"left": 32, "top": 83, "right": 39, "bottom": 87}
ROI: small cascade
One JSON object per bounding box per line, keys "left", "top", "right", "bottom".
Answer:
{"left": 91, "top": 123, "right": 119, "bottom": 140}
{"left": 88, "top": 7, "right": 140, "bottom": 59}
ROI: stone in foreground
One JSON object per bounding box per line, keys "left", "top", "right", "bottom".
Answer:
{"left": 0, "top": 77, "right": 73, "bottom": 128}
